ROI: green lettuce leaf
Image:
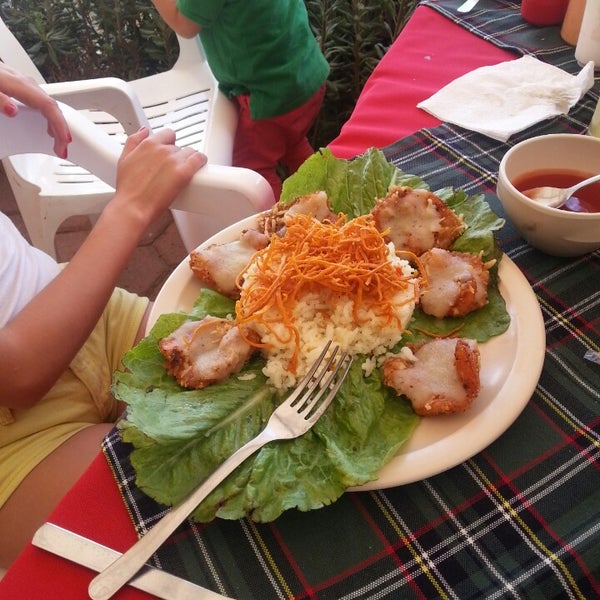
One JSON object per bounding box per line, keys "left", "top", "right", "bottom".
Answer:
{"left": 114, "top": 147, "right": 510, "bottom": 523}
{"left": 281, "top": 147, "right": 427, "bottom": 216}
{"left": 442, "top": 188, "right": 505, "bottom": 263}
{"left": 115, "top": 334, "right": 418, "bottom": 522}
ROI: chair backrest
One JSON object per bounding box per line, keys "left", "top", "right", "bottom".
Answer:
{"left": 0, "top": 17, "right": 45, "bottom": 83}
{"left": 174, "top": 33, "right": 209, "bottom": 70}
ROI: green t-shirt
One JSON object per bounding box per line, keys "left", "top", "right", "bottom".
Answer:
{"left": 176, "top": 0, "right": 330, "bottom": 120}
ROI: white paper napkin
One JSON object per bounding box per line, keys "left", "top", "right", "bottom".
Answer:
{"left": 417, "top": 56, "right": 595, "bottom": 142}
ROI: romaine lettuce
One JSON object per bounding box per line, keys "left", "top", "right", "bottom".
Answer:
{"left": 113, "top": 148, "right": 509, "bottom": 522}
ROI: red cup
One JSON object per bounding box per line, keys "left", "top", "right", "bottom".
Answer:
{"left": 521, "top": 0, "right": 568, "bottom": 26}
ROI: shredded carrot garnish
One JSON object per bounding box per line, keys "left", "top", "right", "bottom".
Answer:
{"left": 235, "top": 213, "right": 417, "bottom": 373}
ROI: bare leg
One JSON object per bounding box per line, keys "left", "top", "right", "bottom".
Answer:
{"left": 0, "top": 422, "right": 113, "bottom": 568}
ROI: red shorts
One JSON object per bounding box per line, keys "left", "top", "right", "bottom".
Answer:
{"left": 232, "top": 85, "right": 326, "bottom": 199}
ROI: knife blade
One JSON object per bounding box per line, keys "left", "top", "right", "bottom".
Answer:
{"left": 32, "top": 523, "right": 232, "bottom": 600}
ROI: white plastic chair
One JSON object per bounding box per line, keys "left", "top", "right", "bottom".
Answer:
{"left": 0, "top": 16, "right": 274, "bottom": 256}
{"left": 0, "top": 101, "right": 275, "bottom": 236}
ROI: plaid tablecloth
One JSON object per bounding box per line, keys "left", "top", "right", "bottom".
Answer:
{"left": 421, "top": 0, "right": 582, "bottom": 70}
{"left": 102, "top": 2, "right": 600, "bottom": 598}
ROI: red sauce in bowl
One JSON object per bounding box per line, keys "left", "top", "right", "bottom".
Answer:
{"left": 513, "top": 170, "right": 600, "bottom": 213}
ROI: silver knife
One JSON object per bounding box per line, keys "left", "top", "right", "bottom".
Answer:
{"left": 457, "top": 0, "right": 479, "bottom": 12}
{"left": 32, "top": 523, "right": 232, "bottom": 600}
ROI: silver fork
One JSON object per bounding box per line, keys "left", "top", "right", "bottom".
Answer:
{"left": 89, "top": 342, "right": 352, "bottom": 600}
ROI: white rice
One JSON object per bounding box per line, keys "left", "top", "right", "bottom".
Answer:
{"left": 243, "top": 243, "right": 417, "bottom": 390}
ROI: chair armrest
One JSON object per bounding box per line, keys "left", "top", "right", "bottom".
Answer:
{"left": 0, "top": 101, "right": 119, "bottom": 175}
{"left": 172, "top": 164, "right": 275, "bottom": 216}
{"left": 42, "top": 77, "right": 149, "bottom": 134}
{"left": 170, "top": 164, "right": 276, "bottom": 250}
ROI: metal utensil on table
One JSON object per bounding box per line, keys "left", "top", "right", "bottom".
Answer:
{"left": 32, "top": 523, "right": 230, "bottom": 599}
{"left": 89, "top": 342, "right": 353, "bottom": 600}
{"left": 457, "top": 0, "right": 480, "bottom": 12}
{"left": 522, "top": 172, "right": 600, "bottom": 209}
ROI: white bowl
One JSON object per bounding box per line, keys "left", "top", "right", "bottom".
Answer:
{"left": 496, "top": 133, "right": 600, "bottom": 257}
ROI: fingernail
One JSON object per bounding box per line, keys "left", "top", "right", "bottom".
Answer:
{"left": 4, "top": 102, "right": 18, "bottom": 116}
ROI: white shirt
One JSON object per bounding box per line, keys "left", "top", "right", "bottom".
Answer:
{"left": 0, "top": 212, "right": 60, "bottom": 327}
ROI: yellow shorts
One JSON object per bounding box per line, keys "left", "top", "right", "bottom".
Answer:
{"left": 0, "top": 288, "right": 148, "bottom": 508}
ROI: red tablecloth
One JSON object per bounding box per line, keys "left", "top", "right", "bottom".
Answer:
{"left": 328, "top": 5, "right": 514, "bottom": 157}
{"left": 0, "top": 6, "right": 515, "bottom": 599}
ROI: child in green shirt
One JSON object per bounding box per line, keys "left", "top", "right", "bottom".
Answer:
{"left": 151, "top": 0, "right": 330, "bottom": 198}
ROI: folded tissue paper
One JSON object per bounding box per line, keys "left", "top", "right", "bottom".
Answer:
{"left": 417, "top": 55, "right": 595, "bottom": 142}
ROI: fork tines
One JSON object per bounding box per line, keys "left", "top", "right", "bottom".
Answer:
{"left": 297, "top": 344, "right": 352, "bottom": 421}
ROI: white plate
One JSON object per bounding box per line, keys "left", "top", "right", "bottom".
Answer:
{"left": 149, "top": 215, "right": 546, "bottom": 490}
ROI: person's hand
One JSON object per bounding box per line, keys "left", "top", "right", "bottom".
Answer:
{"left": 0, "top": 63, "right": 71, "bottom": 158}
{"left": 110, "top": 127, "right": 207, "bottom": 227}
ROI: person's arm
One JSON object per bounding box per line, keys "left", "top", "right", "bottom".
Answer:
{"left": 0, "top": 66, "right": 206, "bottom": 409}
{"left": 151, "top": 0, "right": 202, "bottom": 38}
{"left": 0, "top": 128, "right": 206, "bottom": 409}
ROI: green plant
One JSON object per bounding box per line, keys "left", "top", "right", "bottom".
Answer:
{"left": 0, "top": 0, "right": 419, "bottom": 148}
{"left": 0, "top": 0, "right": 175, "bottom": 80}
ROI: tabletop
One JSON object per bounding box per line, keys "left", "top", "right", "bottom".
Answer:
{"left": 2, "top": 2, "right": 599, "bottom": 599}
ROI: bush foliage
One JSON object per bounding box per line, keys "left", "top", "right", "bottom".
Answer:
{"left": 0, "top": 0, "right": 418, "bottom": 148}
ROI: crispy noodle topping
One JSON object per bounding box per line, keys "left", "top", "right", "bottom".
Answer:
{"left": 235, "top": 212, "right": 418, "bottom": 373}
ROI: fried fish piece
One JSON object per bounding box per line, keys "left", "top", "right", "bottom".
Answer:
{"left": 371, "top": 186, "right": 465, "bottom": 255}
{"left": 419, "top": 247, "right": 491, "bottom": 318}
{"left": 383, "top": 338, "right": 480, "bottom": 416}
{"left": 189, "top": 228, "right": 269, "bottom": 298}
{"left": 159, "top": 316, "right": 259, "bottom": 389}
